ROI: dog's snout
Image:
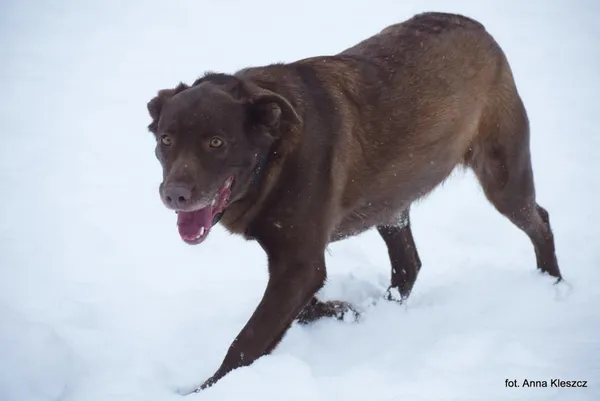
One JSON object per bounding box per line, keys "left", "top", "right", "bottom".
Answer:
{"left": 163, "top": 183, "right": 194, "bottom": 209}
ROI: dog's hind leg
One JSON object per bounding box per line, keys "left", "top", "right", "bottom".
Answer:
{"left": 377, "top": 208, "right": 422, "bottom": 302}
{"left": 468, "top": 95, "right": 562, "bottom": 280}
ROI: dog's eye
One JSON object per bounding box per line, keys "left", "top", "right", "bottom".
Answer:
{"left": 160, "top": 134, "right": 172, "bottom": 146}
{"left": 209, "top": 137, "right": 224, "bottom": 148}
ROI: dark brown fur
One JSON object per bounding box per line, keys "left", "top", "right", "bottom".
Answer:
{"left": 145, "top": 12, "right": 562, "bottom": 392}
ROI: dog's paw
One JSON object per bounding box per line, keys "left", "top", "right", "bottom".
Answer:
{"left": 174, "top": 385, "right": 201, "bottom": 396}
{"left": 383, "top": 286, "right": 408, "bottom": 304}
{"left": 332, "top": 300, "right": 361, "bottom": 323}
{"left": 552, "top": 278, "right": 574, "bottom": 302}
{"left": 297, "top": 299, "right": 360, "bottom": 324}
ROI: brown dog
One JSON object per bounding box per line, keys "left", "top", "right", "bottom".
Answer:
{"left": 145, "top": 12, "right": 562, "bottom": 392}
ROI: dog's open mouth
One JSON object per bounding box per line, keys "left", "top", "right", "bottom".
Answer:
{"left": 176, "top": 176, "right": 234, "bottom": 245}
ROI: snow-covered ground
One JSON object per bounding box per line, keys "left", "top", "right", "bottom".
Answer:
{"left": 2, "top": 1, "right": 599, "bottom": 400}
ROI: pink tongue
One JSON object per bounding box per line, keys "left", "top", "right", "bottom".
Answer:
{"left": 177, "top": 207, "right": 213, "bottom": 240}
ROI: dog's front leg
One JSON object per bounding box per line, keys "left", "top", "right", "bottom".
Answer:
{"left": 196, "top": 246, "right": 326, "bottom": 392}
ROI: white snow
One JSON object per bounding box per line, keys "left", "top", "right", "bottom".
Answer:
{"left": 1, "top": 1, "right": 599, "bottom": 400}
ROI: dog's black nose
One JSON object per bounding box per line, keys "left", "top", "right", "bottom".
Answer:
{"left": 163, "top": 184, "right": 193, "bottom": 209}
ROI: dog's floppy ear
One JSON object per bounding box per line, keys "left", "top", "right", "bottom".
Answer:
{"left": 146, "top": 83, "right": 188, "bottom": 133}
{"left": 246, "top": 91, "right": 301, "bottom": 139}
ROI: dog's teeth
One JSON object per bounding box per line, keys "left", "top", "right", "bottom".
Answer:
{"left": 211, "top": 199, "right": 216, "bottom": 207}
{"left": 200, "top": 227, "right": 205, "bottom": 236}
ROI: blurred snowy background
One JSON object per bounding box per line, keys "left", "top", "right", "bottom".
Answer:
{"left": 1, "top": 0, "right": 599, "bottom": 400}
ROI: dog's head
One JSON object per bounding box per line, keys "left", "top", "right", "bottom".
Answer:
{"left": 146, "top": 74, "right": 300, "bottom": 245}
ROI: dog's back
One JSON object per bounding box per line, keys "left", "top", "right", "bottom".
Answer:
{"left": 234, "top": 12, "right": 526, "bottom": 237}
{"left": 297, "top": 13, "right": 523, "bottom": 232}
